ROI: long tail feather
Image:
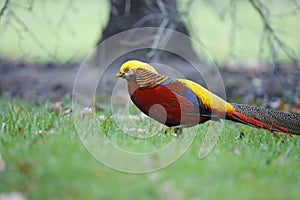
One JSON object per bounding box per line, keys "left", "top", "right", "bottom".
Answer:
{"left": 227, "top": 103, "right": 300, "bottom": 136}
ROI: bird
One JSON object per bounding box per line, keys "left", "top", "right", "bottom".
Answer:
{"left": 115, "top": 60, "right": 300, "bottom": 137}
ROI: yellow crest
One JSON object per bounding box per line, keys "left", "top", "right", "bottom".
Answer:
{"left": 119, "top": 60, "right": 158, "bottom": 74}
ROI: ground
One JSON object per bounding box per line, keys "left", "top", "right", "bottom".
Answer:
{"left": 1, "top": 96, "right": 300, "bottom": 200}
{"left": 1, "top": 59, "right": 300, "bottom": 109}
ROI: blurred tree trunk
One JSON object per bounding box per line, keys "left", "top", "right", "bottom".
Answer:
{"left": 96, "top": 0, "right": 196, "bottom": 62}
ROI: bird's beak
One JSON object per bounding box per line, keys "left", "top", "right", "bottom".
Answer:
{"left": 115, "top": 72, "right": 123, "bottom": 78}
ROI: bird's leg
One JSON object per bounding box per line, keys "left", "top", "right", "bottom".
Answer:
{"left": 164, "top": 126, "right": 182, "bottom": 136}
{"left": 172, "top": 126, "right": 183, "bottom": 138}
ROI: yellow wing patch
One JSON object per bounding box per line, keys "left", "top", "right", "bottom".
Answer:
{"left": 178, "top": 79, "right": 235, "bottom": 113}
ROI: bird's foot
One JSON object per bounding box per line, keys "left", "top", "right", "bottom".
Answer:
{"left": 235, "top": 132, "right": 244, "bottom": 140}
{"left": 172, "top": 127, "right": 183, "bottom": 138}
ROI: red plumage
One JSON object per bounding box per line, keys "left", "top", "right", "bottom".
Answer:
{"left": 128, "top": 82, "right": 209, "bottom": 127}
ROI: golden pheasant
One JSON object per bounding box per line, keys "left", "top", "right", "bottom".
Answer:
{"left": 116, "top": 60, "right": 300, "bottom": 136}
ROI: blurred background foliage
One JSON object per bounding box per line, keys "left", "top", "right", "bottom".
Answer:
{"left": 0, "top": 0, "right": 299, "bottom": 64}
{"left": 0, "top": 0, "right": 110, "bottom": 62}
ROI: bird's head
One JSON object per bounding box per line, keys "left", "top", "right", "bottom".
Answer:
{"left": 116, "top": 60, "right": 158, "bottom": 81}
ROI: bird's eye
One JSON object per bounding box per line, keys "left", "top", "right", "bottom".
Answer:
{"left": 125, "top": 69, "right": 130, "bottom": 72}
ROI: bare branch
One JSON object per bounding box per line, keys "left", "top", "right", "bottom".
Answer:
{"left": 258, "top": 24, "right": 267, "bottom": 60}
{"left": 124, "top": 0, "right": 131, "bottom": 15}
{"left": 248, "top": 0, "right": 298, "bottom": 66}
{"left": 55, "top": 0, "right": 74, "bottom": 31}
{"left": 40, "top": 1, "right": 56, "bottom": 35}
{"left": 292, "top": 0, "right": 300, "bottom": 13}
{"left": 9, "top": 10, "right": 61, "bottom": 63}
{"left": 179, "top": 0, "right": 197, "bottom": 15}
{"left": 133, "top": 13, "right": 161, "bottom": 28}
{"left": 156, "top": 0, "right": 167, "bottom": 17}
{"left": 10, "top": 0, "right": 34, "bottom": 10}
{"left": 147, "top": 0, "right": 169, "bottom": 58}
{"left": 0, "top": 0, "right": 10, "bottom": 20}
{"left": 229, "top": 0, "right": 237, "bottom": 58}
{"left": 267, "top": 30, "right": 277, "bottom": 66}
{"left": 147, "top": 19, "right": 167, "bottom": 52}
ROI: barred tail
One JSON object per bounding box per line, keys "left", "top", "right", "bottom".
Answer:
{"left": 227, "top": 103, "right": 300, "bottom": 136}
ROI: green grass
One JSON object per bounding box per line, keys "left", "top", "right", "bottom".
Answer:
{"left": 1, "top": 99, "right": 300, "bottom": 200}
